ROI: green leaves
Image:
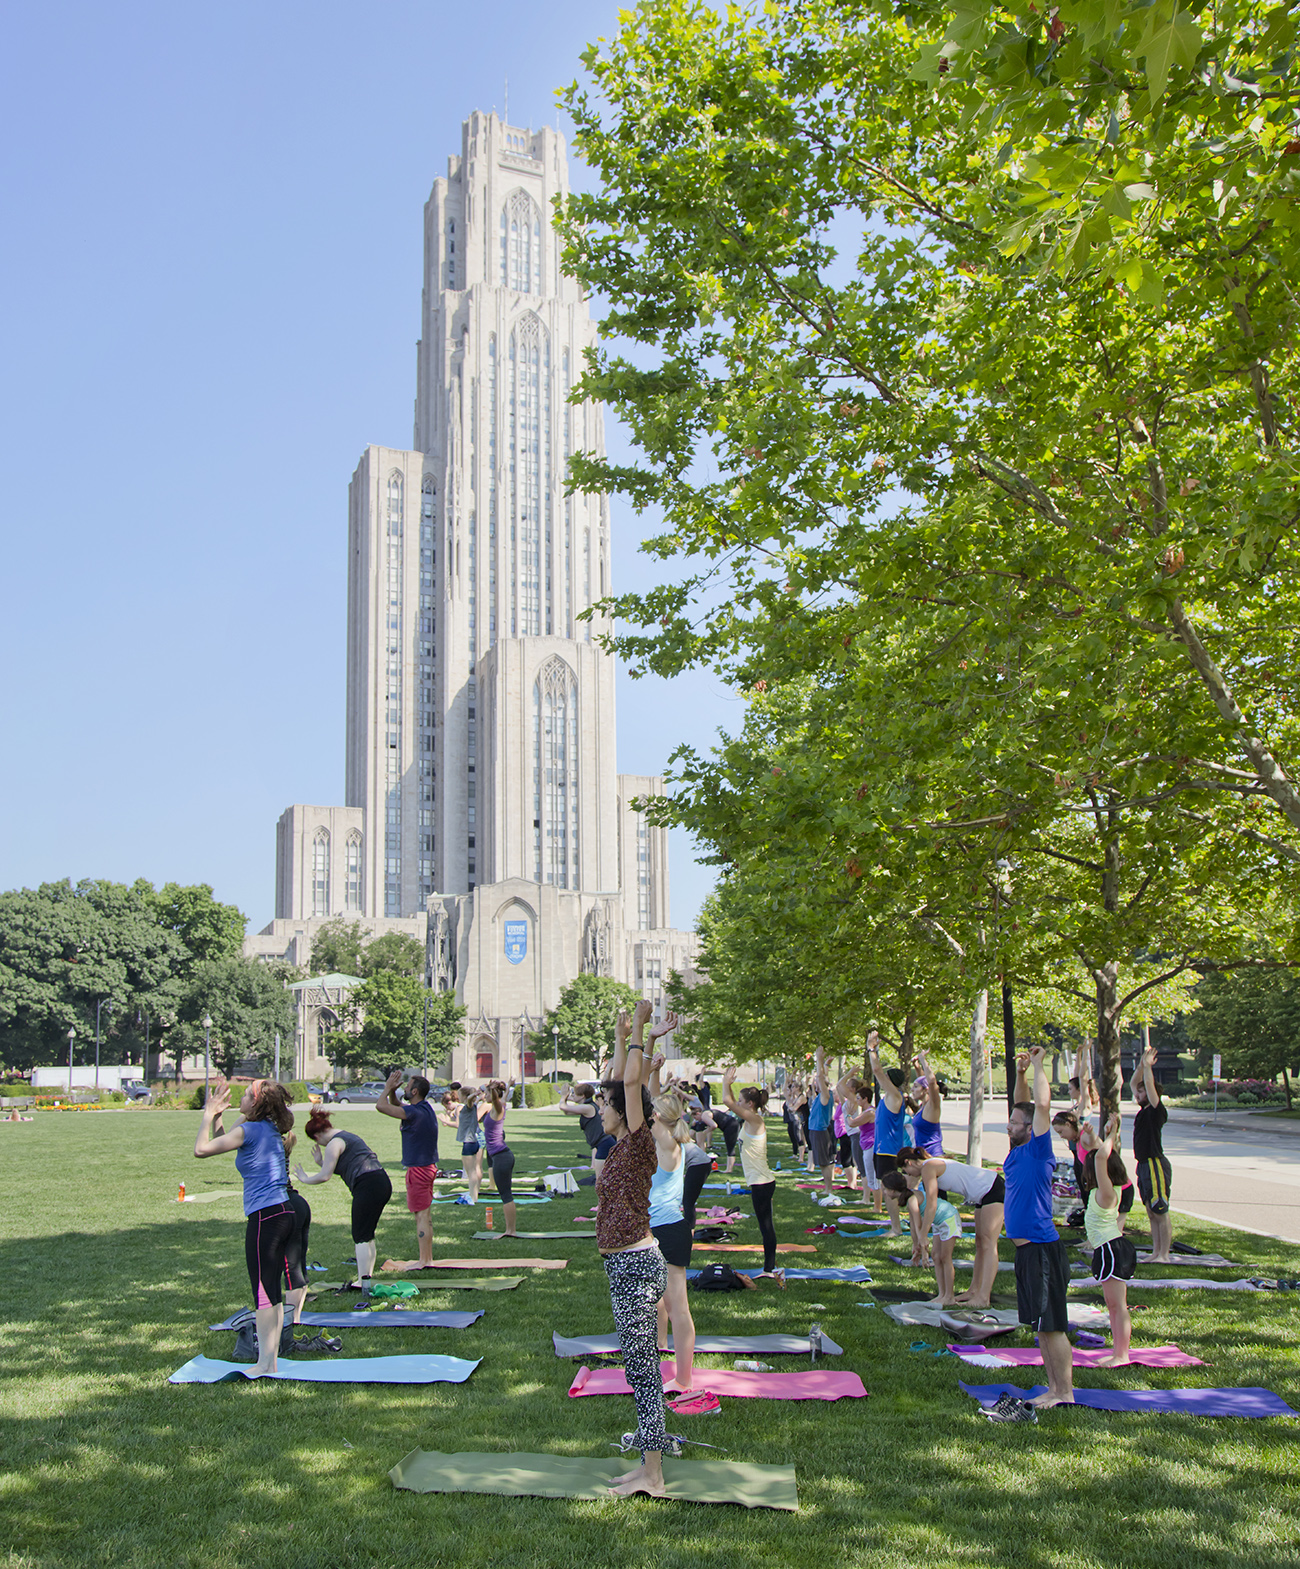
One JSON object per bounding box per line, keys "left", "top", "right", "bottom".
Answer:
{"left": 1134, "top": 5, "right": 1203, "bottom": 102}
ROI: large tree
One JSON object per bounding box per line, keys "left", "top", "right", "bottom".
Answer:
{"left": 533, "top": 974, "right": 640, "bottom": 1078}
{"left": 1184, "top": 968, "right": 1300, "bottom": 1107}
{"left": 171, "top": 956, "right": 296, "bottom": 1081}
{"left": 323, "top": 973, "right": 465, "bottom": 1079}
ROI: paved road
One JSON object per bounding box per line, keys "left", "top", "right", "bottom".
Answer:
{"left": 938, "top": 1100, "right": 1300, "bottom": 1246}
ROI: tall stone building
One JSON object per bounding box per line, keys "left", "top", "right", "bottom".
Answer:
{"left": 249, "top": 111, "right": 698, "bottom": 1081}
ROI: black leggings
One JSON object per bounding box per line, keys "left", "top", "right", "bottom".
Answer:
{"left": 350, "top": 1169, "right": 393, "bottom": 1243}
{"left": 490, "top": 1146, "right": 515, "bottom": 1204}
{"left": 283, "top": 1190, "right": 310, "bottom": 1291}
{"left": 837, "top": 1133, "right": 853, "bottom": 1169}
{"left": 245, "top": 1203, "right": 297, "bottom": 1308}
{"left": 682, "top": 1160, "right": 710, "bottom": 1230}
{"left": 750, "top": 1181, "right": 778, "bottom": 1272}
{"left": 785, "top": 1109, "right": 806, "bottom": 1156}
{"left": 716, "top": 1114, "right": 740, "bottom": 1156}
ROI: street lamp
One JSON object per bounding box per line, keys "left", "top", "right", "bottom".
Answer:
{"left": 552, "top": 1024, "right": 559, "bottom": 1083}
{"left": 203, "top": 1014, "right": 213, "bottom": 1105}
{"left": 67, "top": 1025, "right": 75, "bottom": 1092}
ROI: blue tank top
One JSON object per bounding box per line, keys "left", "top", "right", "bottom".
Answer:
{"left": 874, "top": 1099, "right": 908, "bottom": 1156}
{"left": 912, "top": 1112, "right": 945, "bottom": 1158}
{"left": 649, "top": 1158, "right": 685, "bottom": 1227}
{"left": 236, "top": 1119, "right": 290, "bottom": 1215}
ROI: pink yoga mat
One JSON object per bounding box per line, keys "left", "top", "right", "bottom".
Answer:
{"left": 568, "top": 1361, "right": 867, "bottom": 1402}
{"left": 949, "top": 1343, "right": 1204, "bottom": 1369}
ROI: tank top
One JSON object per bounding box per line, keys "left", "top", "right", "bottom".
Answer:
{"left": 911, "top": 1111, "right": 945, "bottom": 1158}
{"left": 858, "top": 1112, "right": 876, "bottom": 1151}
{"left": 456, "top": 1104, "right": 480, "bottom": 1143}
{"left": 580, "top": 1105, "right": 604, "bottom": 1149}
{"left": 832, "top": 1101, "right": 847, "bottom": 1138}
{"left": 873, "top": 1098, "right": 908, "bottom": 1155}
{"left": 738, "top": 1120, "right": 775, "bottom": 1186}
{"left": 1085, "top": 1189, "right": 1123, "bottom": 1248}
{"left": 483, "top": 1107, "right": 507, "bottom": 1157}
{"left": 332, "top": 1130, "right": 382, "bottom": 1190}
{"left": 648, "top": 1157, "right": 685, "bottom": 1227}
{"left": 930, "top": 1159, "right": 996, "bottom": 1204}
{"left": 235, "top": 1119, "right": 290, "bottom": 1215}
{"left": 919, "top": 1191, "right": 961, "bottom": 1234}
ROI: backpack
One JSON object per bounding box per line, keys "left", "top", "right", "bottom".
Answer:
{"left": 691, "top": 1226, "right": 735, "bottom": 1243}
{"left": 691, "top": 1263, "right": 748, "bottom": 1292}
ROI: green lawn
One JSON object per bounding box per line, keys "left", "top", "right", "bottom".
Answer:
{"left": 1, "top": 1106, "right": 1298, "bottom": 1569}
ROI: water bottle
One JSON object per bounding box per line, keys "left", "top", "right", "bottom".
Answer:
{"left": 734, "top": 1360, "right": 772, "bottom": 1372}
{"left": 177, "top": 1182, "right": 185, "bottom": 1202}
{"left": 485, "top": 1206, "right": 494, "bottom": 1230}
{"left": 809, "top": 1323, "right": 823, "bottom": 1361}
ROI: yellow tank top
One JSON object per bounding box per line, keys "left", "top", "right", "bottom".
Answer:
{"left": 739, "top": 1120, "right": 775, "bottom": 1186}
{"left": 1084, "top": 1190, "right": 1122, "bottom": 1249}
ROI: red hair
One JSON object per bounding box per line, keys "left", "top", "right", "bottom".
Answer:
{"left": 305, "top": 1109, "right": 334, "bottom": 1141}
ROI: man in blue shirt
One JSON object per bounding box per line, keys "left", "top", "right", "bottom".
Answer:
{"left": 380, "top": 1071, "right": 440, "bottom": 1267}
{"left": 1004, "top": 1045, "right": 1074, "bottom": 1409}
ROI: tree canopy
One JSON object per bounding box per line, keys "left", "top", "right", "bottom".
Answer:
{"left": 309, "top": 919, "right": 426, "bottom": 981}
{"left": 533, "top": 974, "right": 641, "bottom": 1078}
{"left": 323, "top": 973, "right": 466, "bottom": 1079}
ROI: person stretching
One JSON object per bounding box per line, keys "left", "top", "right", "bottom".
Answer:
{"left": 783, "top": 1079, "right": 808, "bottom": 1164}
{"left": 1131, "top": 1042, "right": 1174, "bottom": 1263}
{"left": 1077, "top": 1114, "right": 1136, "bottom": 1365}
{"left": 599, "top": 1000, "right": 674, "bottom": 1497}
{"left": 848, "top": 1084, "right": 882, "bottom": 1214}
{"left": 723, "top": 1065, "right": 785, "bottom": 1286}
{"left": 832, "top": 1082, "right": 858, "bottom": 1192}
{"left": 910, "top": 1051, "right": 946, "bottom": 1159}
{"left": 453, "top": 1088, "right": 485, "bottom": 1202}
{"left": 807, "top": 1044, "right": 836, "bottom": 1199}
{"left": 1005, "top": 1045, "right": 1073, "bottom": 1408}
{"left": 561, "top": 1082, "right": 612, "bottom": 1176}
{"left": 379, "top": 1071, "right": 439, "bottom": 1268}
{"left": 294, "top": 1110, "right": 393, "bottom": 1291}
{"left": 195, "top": 1081, "right": 301, "bottom": 1378}
{"left": 645, "top": 1043, "right": 697, "bottom": 1393}
{"left": 882, "top": 1169, "right": 962, "bottom": 1305}
{"left": 896, "top": 1148, "right": 1005, "bottom": 1307}
{"left": 866, "top": 1030, "right": 908, "bottom": 1235}
{"left": 482, "top": 1079, "right": 518, "bottom": 1236}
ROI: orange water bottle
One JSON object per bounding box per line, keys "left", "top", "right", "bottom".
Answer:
{"left": 177, "top": 1182, "right": 186, "bottom": 1202}
{"left": 485, "top": 1206, "right": 494, "bottom": 1230}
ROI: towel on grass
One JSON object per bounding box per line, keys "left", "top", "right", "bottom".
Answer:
{"left": 960, "top": 1381, "right": 1297, "bottom": 1418}
{"left": 553, "top": 1331, "right": 845, "bottom": 1358}
{"left": 169, "top": 1354, "right": 480, "bottom": 1385}
{"left": 948, "top": 1342, "right": 1204, "bottom": 1369}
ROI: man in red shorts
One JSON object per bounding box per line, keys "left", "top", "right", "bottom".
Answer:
{"left": 379, "top": 1071, "right": 439, "bottom": 1266}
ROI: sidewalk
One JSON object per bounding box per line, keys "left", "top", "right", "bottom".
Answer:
{"left": 946, "top": 1096, "right": 1300, "bottom": 1142}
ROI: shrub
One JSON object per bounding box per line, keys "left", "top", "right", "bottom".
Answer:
{"left": 523, "top": 1081, "right": 559, "bottom": 1108}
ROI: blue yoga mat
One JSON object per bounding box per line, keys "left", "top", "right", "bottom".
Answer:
{"left": 686, "top": 1266, "right": 873, "bottom": 1283}
{"left": 209, "top": 1310, "right": 484, "bottom": 1331}
{"left": 960, "top": 1382, "right": 1298, "bottom": 1418}
{"left": 430, "top": 1194, "right": 551, "bottom": 1205}
{"left": 702, "top": 1184, "right": 751, "bottom": 1194}
{"left": 169, "top": 1354, "right": 481, "bottom": 1385}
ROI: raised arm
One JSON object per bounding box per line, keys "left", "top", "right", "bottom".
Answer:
{"left": 1029, "top": 1045, "right": 1051, "bottom": 1137}
{"left": 1073, "top": 1042, "right": 1094, "bottom": 1117}
{"left": 1095, "top": 1114, "right": 1120, "bottom": 1208}
{"left": 1014, "top": 1050, "right": 1031, "bottom": 1105}
{"left": 916, "top": 1052, "right": 943, "bottom": 1122}
{"left": 1138, "top": 1042, "right": 1161, "bottom": 1107}
{"left": 813, "top": 1043, "right": 832, "bottom": 1106}
{"left": 646, "top": 1050, "right": 665, "bottom": 1096}
{"left": 294, "top": 1136, "right": 344, "bottom": 1186}
{"left": 194, "top": 1085, "right": 245, "bottom": 1158}
{"left": 376, "top": 1070, "right": 408, "bottom": 1121}
{"left": 865, "top": 1031, "right": 902, "bottom": 1111}
{"left": 609, "top": 1010, "right": 631, "bottom": 1085}
{"left": 623, "top": 1000, "right": 653, "bottom": 1133}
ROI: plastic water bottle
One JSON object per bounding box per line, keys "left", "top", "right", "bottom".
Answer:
{"left": 809, "top": 1323, "right": 823, "bottom": 1361}
{"left": 177, "top": 1182, "right": 185, "bottom": 1202}
{"left": 485, "top": 1206, "right": 494, "bottom": 1230}
{"left": 734, "top": 1360, "right": 772, "bottom": 1372}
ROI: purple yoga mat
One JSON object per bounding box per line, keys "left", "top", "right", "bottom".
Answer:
{"left": 949, "top": 1344, "right": 1204, "bottom": 1369}
{"left": 569, "top": 1361, "right": 868, "bottom": 1402}
{"left": 960, "top": 1382, "right": 1297, "bottom": 1418}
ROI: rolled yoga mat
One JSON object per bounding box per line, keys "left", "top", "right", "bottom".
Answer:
{"left": 553, "top": 1330, "right": 845, "bottom": 1358}
{"left": 210, "top": 1309, "right": 485, "bottom": 1331}
{"left": 382, "top": 1258, "right": 567, "bottom": 1271}
{"left": 389, "top": 1449, "right": 799, "bottom": 1510}
{"left": 692, "top": 1242, "right": 817, "bottom": 1254}
{"left": 472, "top": 1231, "right": 597, "bottom": 1241}
{"left": 1070, "top": 1277, "right": 1271, "bottom": 1292}
{"left": 169, "top": 1354, "right": 481, "bottom": 1385}
{"left": 314, "top": 1278, "right": 523, "bottom": 1292}
{"left": 686, "top": 1265, "right": 873, "bottom": 1284}
{"left": 569, "top": 1361, "right": 867, "bottom": 1403}
{"left": 431, "top": 1194, "right": 551, "bottom": 1205}
{"left": 948, "top": 1342, "right": 1205, "bottom": 1369}
{"left": 960, "top": 1381, "right": 1298, "bottom": 1418}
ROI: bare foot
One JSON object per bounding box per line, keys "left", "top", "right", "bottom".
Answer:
{"left": 1028, "top": 1391, "right": 1075, "bottom": 1408}
{"left": 609, "top": 1463, "right": 667, "bottom": 1497}
{"left": 1097, "top": 1353, "right": 1131, "bottom": 1367}
{"left": 665, "top": 1378, "right": 694, "bottom": 1393}
{"left": 959, "top": 1299, "right": 991, "bottom": 1310}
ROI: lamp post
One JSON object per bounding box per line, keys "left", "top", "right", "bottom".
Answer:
{"left": 67, "top": 1025, "right": 75, "bottom": 1093}
{"left": 203, "top": 1014, "right": 212, "bottom": 1105}
{"left": 552, "top": 1024, "right": 559, "bottom": 1083}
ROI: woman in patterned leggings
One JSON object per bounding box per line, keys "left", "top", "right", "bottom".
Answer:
{"left": 598, "top": 1000, "right": 679, "bottom": 1497}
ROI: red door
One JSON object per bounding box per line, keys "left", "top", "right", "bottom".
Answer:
{"left": 523, "top": 1052, "right": 537, "bottom": 1076}
{"left": 476, "top": 1052, "right": 494, "bottom": 1077}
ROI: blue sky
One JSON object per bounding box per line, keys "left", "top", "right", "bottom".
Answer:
{"left": 0, "top": 0, "right": 740, "bottom": 932}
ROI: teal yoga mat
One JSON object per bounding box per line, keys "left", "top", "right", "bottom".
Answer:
{"left": 169, "top": 1354, "right": 480, "bottom": 1385}
{"left": 390, "top": 1450, "right": 799, "bottom": 1509}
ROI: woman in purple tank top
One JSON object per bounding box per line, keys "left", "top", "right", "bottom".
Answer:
{"left": 483, "top": 1080, "right": 517, "bottom": 1235}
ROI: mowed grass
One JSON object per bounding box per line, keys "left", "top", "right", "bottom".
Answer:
{"left": 1, "top": 1108, "right": 1299, "bottom": 1569}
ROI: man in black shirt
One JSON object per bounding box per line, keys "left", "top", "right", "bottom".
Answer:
{"left": 1130, "top": 1042, "right": 1173, "bottom": 1262}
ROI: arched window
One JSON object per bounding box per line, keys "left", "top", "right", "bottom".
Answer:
{"left": 345, "top": 832, "right": 362, "bottom": 912}
{"left": 312, "top": 829, "right": 331, "bottom": 917}
{"left": 532, "top": 655, "right": 579, "bottom": 888}
{"left": 499, "top": 189, "right": 542, "bottom": 294}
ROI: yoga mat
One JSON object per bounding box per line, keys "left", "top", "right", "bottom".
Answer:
{"left": 431, "top": 1194, "right": 551, "bottom": 1205}
{"left": 1074, "top": 1245, "right": 1242, "bottom": 1268}
{"left": 389, "top": 1449, "right": 799, "bottom": 1510}
{"left": 569, "top": 1361, "right": 867, "bottom": 1403}
{"left": 686, "top": 1266, "right": 873, "bottom": 1283}
{"left": 887, "top": 1255, "right": 1002, "bottom": 1269}
{"left": 169, "top": 1354, "right": 481, "bottom": 1385}
{"left": 1070, "top": 1277, "right": 1268, "bottom": 1292}
{"left": 383, "top": 1258, "right": 567, "bottom": 1272}
{"left": 314, "top": 1278, "right": 523, "bottom": 1292}
{"left": 472, "top": 1231, "right": 596, "bottom": 1241}
{"left": 553, "top": 1331, "right": 845, "bottom": 1358}
{"left": 883, "top": 1301, "right": 1110, "bottom": 1339}
{"left": 179, "top": 1190, "right": 238, "bottom": 1204}
{"left": 701, "top": 1184, "right": 751, "bottom": 1193}
{"left": 948, "top": 1343, "right": 1205, "bottom": 1369}
{"left": 210, "top": 1309, "right": 485, "bottom": 1331}
{"left": 691, "top": 1243, "right": 817, "bottom": 1254}
{"left": 960, "top": 1382, "right": 1298, "bottom": 1419}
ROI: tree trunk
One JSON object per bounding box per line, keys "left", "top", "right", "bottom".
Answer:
{"left": 1095, "top": 961, "right": 1123, "bottom": 1124}
{"left": 1283, "top": 1065, "right": 1293, "bottom": 1113}
{"left": 1001, "top": 981, "right": 1016, "bottom": 1109}
{"left": 899, "top": 1013, "right": 916, "bottom": 1081}
{"left": 967, "top": 989, "right": 988, "bottom": 1167}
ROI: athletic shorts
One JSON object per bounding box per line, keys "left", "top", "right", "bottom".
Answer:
{"left": 810, "top": 1128, "right": 838, "bottom": 1168}
{"left": 350, "top": 1168, "right": 393, "bottom": 1244}
{"left": 975, "top": 1173, "right": 1006, "bottom": 1208}
{"left": 651, "top": 1218, "right": 694, "bottom": 1269}
{"left": 931, "top": 1215, "right": 962, "bottom": 1243}
{"left": 1090, "top": 1234, "right": 1137, "bottom": 1283}
{"left": 284, "top": 1190, "right": 310, "bottom": 1291}
{"left": 245, "top": 1202, "right": 296, "bottom": 1309}
{"left": 594, "top": 1134, "right": 617, "bottom": 1161}
{"left": 862, "top": 1149, "right": 880, "bottom": 1190}
{"left": 1013, "top": 1237, "right": 1070, "bottom": 1335}
{"left": 873, "top": 1150, "right": 900, "bottom": 1181}
{"left": 461, "top": 1140, "right": 481, "bottom": 1156}
{"left": 489, "top": 1146, "right": 515, "bottom": 1204}
{"left": 405, "top": 1163, "right": 438, "bottom": 1213}
{"left": 1137, "top": 1156, "right": 1172, "bottom": 1215}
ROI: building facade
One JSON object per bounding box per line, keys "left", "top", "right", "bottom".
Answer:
{"left": 253, "top": 110, "right": 699, "bottom": 1079}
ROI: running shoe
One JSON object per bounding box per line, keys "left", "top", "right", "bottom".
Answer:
{"left": 454, "top": 1195, "right": 472, "bottom": 1205}
{"left": 619, "top": 1431, "right": 685, "bottom": 1458}
{"left": 292, "top": 1333, "right": 343, "bottom": 1354}
{"left": 668, "top": 1392, "right": 721, "bottom": 1416}
{"left": 982, "top": 1393, "right": 1038, "bottom": 1424}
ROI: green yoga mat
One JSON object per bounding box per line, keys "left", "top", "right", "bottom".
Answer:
{"left": 472, "top": 1231, "right": 597, "bottom": 1241}
{"left": 313, "top": 1278, "right": 524, "bottom": 1293}
{"left": 390, "top": 1450, "right": 799, "bottom": 1510}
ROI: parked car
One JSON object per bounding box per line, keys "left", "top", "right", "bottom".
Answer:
{"left": 304, "top": 1082, "right": 336, "bottom": 1104}
{"left": 120, "top": 1080, "right": 153, "bottom": 1103}
{"left": 330, "top": 1080, "right": 389, "bottom": 1105}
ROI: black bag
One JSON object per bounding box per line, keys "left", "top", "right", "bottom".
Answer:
{"left": 692, "top": 1227, "right": 735, "bottom": 1243}
{"left": 690, "top": 1263, "right": 748, "bottom": 1292}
